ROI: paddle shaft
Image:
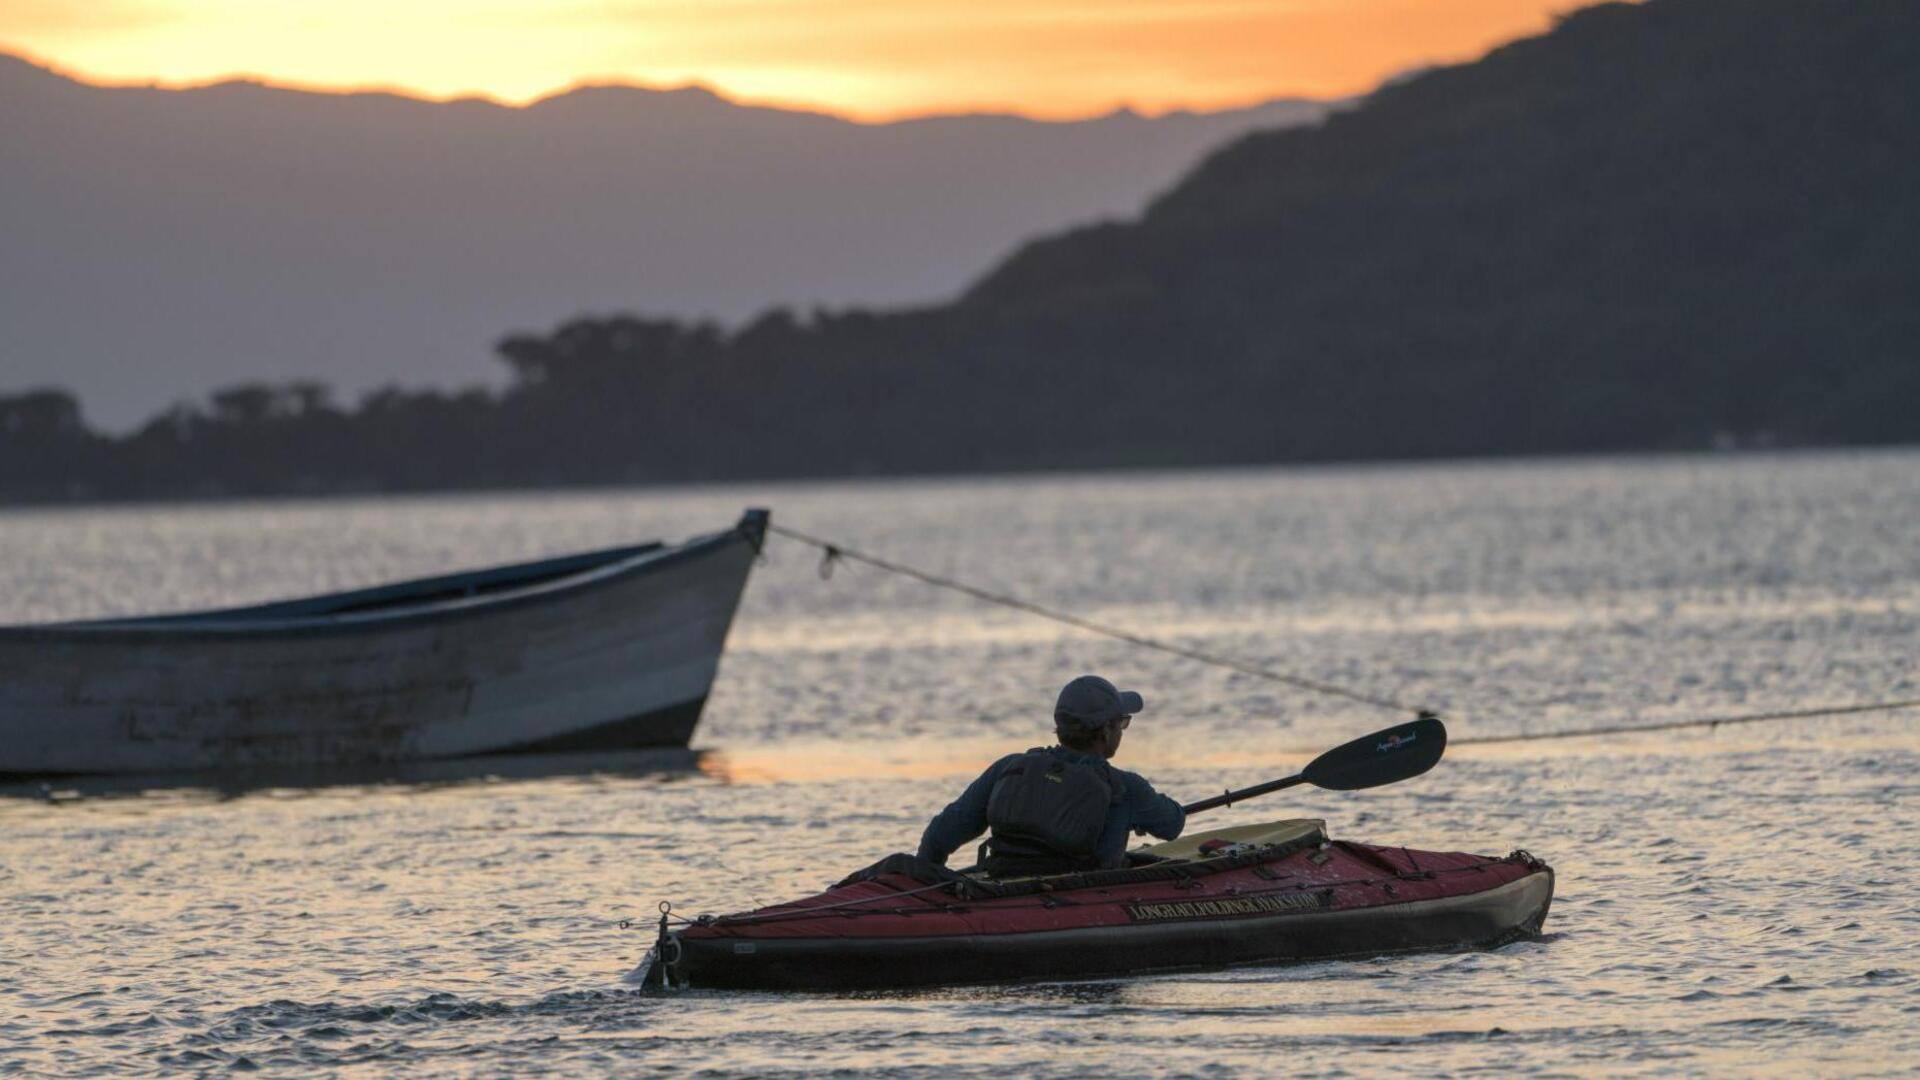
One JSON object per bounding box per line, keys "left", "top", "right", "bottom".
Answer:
{"left": 1178, "top": 715, "right": 1446, "bottom": 816}
{"left": 1181, "top": 773, "right": 1306, "bottom": 816}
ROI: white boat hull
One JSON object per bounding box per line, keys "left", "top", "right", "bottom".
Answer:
{"left": 0, "top": 511, "right": 765, "bottom": 775}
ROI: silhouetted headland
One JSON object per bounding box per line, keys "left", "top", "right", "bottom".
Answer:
{"left": 0, "top": 50, "right": 1324, "bottom": 428}
{"left": 3, "top": 0, "right": 1915, "bottom": 503}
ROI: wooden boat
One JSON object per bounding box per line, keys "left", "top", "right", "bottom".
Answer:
{"left": 0, "top": 509, "right": 767, "bottom": 776}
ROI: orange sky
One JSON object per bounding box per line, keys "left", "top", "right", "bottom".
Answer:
{"left": 1, "top": 0, "right": 1587, "bottom": 119}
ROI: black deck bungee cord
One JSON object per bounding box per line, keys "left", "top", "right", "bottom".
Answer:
{"left": 676, "top": 857, "right": 1525, "bottom": 928}
{"left": 767, "top": 523, "right": 1920, "bottom": 744}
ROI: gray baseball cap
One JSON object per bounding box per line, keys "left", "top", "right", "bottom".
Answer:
{"left": 1053, "top": 675, "right": 1145, "bottom": 731}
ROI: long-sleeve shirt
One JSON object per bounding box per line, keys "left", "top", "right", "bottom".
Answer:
{"left": 916, "top": 746, "right": 1186, "bottom": 868}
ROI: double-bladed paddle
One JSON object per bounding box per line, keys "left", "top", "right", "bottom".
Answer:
{"left": 1181, "top": 713, "right": 1447, "bottom": 815}
{"left": 953, "top": 714, "right": 1446, "bottom": 873}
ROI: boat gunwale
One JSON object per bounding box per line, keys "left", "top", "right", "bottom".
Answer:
{"left": 0, "top": 510, "right": 767, "bottom": 642}
{"left": 683, "top": 866, "right": 1552, "bottom": 944}
{"left": 691, "top": 847, "right": 1541, "bottom": 939}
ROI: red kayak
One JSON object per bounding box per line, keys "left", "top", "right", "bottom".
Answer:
{"left": 643, "top": 819, "right": 1554, "bottom": 990}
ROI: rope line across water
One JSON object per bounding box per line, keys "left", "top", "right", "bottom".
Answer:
{"left": 1451, "top": 697, "right": 1920, "bottom": 745}
{"left": 766, "top": 523, "right": 1920, "bottom": 744}
{"left": 769, "top": 523, "right": 1426, "bottom": 715}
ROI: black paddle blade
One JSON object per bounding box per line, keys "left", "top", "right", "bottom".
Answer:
{"left": 1301, "top": 715, "right": 1447, "bottom": 791}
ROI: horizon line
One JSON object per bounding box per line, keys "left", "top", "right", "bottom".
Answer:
{"left": 0, "top": 43, "right": 1338, "bottom": 127}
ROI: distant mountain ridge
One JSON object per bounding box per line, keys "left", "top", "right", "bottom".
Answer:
{"left": 0, "top": 52, "right": 1328, "bottom": 425}
{"left": 3, "top": 0, "right": 1915, "bottom": 502}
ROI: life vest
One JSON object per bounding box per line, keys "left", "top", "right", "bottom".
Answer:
{"left": 980, "top": 748, "right": 1117, "bottom": 876}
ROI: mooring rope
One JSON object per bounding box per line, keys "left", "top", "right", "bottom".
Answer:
{"left": 1451, "top": 697, "right": 1920, "bottom": 744}
{"left": 766, "top": 523, "right": 1920, "bottom": 744}
{"left": 768, "top": 523, "right": 1428, "bottom": 715}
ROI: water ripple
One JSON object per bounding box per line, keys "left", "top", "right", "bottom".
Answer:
{"left": 4, "top": 452, "right": 1919, "bottom": 1074}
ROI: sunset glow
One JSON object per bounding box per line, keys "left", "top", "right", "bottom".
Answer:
{"left": 2, "top": 0, "right": 1581, "bottom": 119}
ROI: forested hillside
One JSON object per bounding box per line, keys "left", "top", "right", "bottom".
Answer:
{"left": 0, "top": 50, "right": 1324, "bottom": 427}
{"left": 4, "top": 0, "right": 1915, "bottom": 502}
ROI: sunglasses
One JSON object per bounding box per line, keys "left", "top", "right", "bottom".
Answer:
{"left": 1114, "top": 715, "right": 1132, "bottom": 730}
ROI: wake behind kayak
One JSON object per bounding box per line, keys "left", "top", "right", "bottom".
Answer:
{"left": 639, "top": 819, "right": 1553, "bottom": 991}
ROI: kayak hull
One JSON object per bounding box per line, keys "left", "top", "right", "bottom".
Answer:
{"left": 665, "top": 869, "right": 1550, "bottom": 990}
{"left": 655, "top": 825, "right": 1554, "bottom": 991}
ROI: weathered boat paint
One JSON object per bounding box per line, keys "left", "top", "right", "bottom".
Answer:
{"left": 0, "top": 510, "right": 767, "bottom": 776}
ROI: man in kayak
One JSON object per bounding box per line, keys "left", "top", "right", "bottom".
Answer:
{"left": 917, "top": 675, "right": 1186, "bottom": 876}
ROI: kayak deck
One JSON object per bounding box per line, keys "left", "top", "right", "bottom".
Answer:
{"left": 647, "top": 819, "right": 1554, "bottom": 991}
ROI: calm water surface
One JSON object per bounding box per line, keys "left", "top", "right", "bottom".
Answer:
{"left": 3, "top": 452, "right": 1918, "bottom": 1075}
